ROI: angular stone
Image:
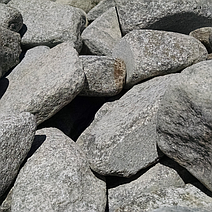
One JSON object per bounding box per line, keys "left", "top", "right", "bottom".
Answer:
{"left": 0, "top": 3, "right": 23, "bottom": 32}
{"left": 0, "top": 113, "right": 36, "bottom": 199}
{"left": 50, "top": 0, "right": 101, "bottom": 13}
{"left": 115, "top": 0, "right": 212, "bottom": 35}
{"left": 112, "top": 29, "right": 207, "bottom": 89}
{"left": 8, "top": 0, "right": 87, "bottom": 51}
{"left": 87, "top": 0, "right": 115, "bottom": 22}
{"left": 0, "top": 42, "right": 85, "bottom": 125}
{"left": 77, "top": 74, "right": 177, "bottom": 177}
{"left": 151, "top": 206, "right": 211, "bottom": 212}
{"left": 0, "top": 26, "right": 21, "bottom": 78}
{"left": 11, "top": 128, "right": 106, "bottom": 212}
{"left": 82, "top": 7, "right": 122, "bottom": 56}
{"left": 157, "top": 60, "right": 212, "bottom": 192}
{"left": 109, "top": 160, "right": 212, "bottom": 212}
{"left": 79, "top": 55, "right": 126, "bottom": 96}
{"left": 189, "top": 27, "right": 212, "bottom": 53}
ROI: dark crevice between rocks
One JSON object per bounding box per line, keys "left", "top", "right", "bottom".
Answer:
{"left": 115, "top": 5, "right": 124, "bottom": 37}
{"left": 0, "top": 78, "right": 9, "bottom": 99}
{"left": 79, "top": 41, "right": 94, "bottom": 55}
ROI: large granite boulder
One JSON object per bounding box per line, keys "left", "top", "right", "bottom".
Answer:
{"left": 82, "top": 7, "right": 122, "bottom": 56}
{"left": 0, "top": 26, "right": 21, "bottom": 78}
{"left": 0, "top": 113, "right": 36, "bottom": 199}
{"left": 157, "top": 60, "right": 212, "bottom": 192}
{"left": 11, "top": 128, "right": 106, "bottom": 212}
{"left": 112, "top": 29, "right": 207, "bottom": 88}
{"left": 0, "top": 3, "right": 23, "bottom": 32}
{"left": 115, "top": 0, "right": 212, "bottom": 35}
{"left": 77, "top": 74, "right": 176, "bottom": 177}
{"left": 8, "top": 0, "right": 87, "bottom": 51}
{"left": 80, "top": 55, "right": 126, "bottom": 96}
{"left": 0, "top": 42, "right": 85, "bottom": 125}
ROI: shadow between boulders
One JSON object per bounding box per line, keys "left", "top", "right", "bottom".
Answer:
{"left": 0, "top": 78, "right": 9, "bottom": 99}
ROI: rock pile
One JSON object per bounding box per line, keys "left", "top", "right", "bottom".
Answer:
{"left": 1, "top": 0, "right": 212, "bottom": 211}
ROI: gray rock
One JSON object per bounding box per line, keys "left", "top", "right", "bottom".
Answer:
{"left": 87, "top": 0, "right": 115, "bottom": 22}
{"left": 150, "top": 206, "right": 211, "bottom": 212}
{"left": 207, "top": 53, "right": 212, "bottom": 60}
{"left": 0, "top": 0, "right": 10, "bottom": 3}
{"left": 8, "top": 0, "right": 87, "bottom": 51}
{"left": 0, "top": 42, "right": 85, "bottom": 125}
{"left": 115, "top": 0, "right": 212, "bottom": 35}
{"left": 11, "top": 128, "right": 106, "bottom": 212}
{"left": 0, "top": 188, "right": 13, "bottom": 212}
{"left": 79, "top": 55, "right": 126, "bottom": 96}
{"left": 82, "top": 7, "right": 122, "bottom": 56}
{"left": 189, "top": 27, "right": 212, "bottom": 53}
{"left": 77, "top": 74, "right": 177, "bottom": 177}
{"left": 0, "top": 113, "right": 36, "bottom": 199}
{"left": 50, "top": 0, "right": 101, "bottom": 13}
{"left": 109, "top": 161, "right": 212, "bottom": 212}
{"left": 112, "top": 29, "right": 207, "bottom": 89}
{"left": 0, "top": 26, "right": 21, "bottom": 78}
{"left": 0, "top": 3, "right": 23, "bottom": 32}
{"left": 157, "top": 60, "right": 212, "bottom": 192}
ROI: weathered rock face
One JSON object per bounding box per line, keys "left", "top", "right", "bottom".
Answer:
{"left": 157, "top": 60, "right": 212, "bottom": 192}
{"left": 151, "top": 206, "right": 211, "bottom": 212}
{"left": 0, "top": 3, "right": 23, "bottom": 32}
{"left": 77, "top": 74, "right": 177, "bottom": 177}
{"left": 0, "top": 26, "right": 21, "bottom": 78}
{"left": 0, "top": 42, "right": 85, "bottom": 125}
{"left": 8, "top": 0, "right": 87, "bottom": 51}
{"left": 112, "top": 29, "right": 207, "bottom": 88}
{"left": 11, "top": 128, "right": 106, "bottom": 212}
{"left": 82, "top": 7, "right": 122, "bottom": 56}
{"left": 115, "top": 0, "right": 212, "bottom": 35}
{"left": 108, "top": 159, "right": 212, "bottom": 212}
{"left": 0, "top": 112, "right": 36, "bottom": 199}
{"left": 79, "top": 55, "right": 126, "bottom": 96}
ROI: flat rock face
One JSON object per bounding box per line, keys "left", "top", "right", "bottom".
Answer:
{"left": 0, "top": 3, "right": 23, "bottom": 32}
{"left": 157, "top": 60, "right": 212, "bottom": 192}
{"left": 11, "top": 128, "right": 106, "bottom": 212}
{"left": 0, "top": 26, "right": 21, "bottom": 78}
{"left": 112, "top": 29, "right": 207, "bottom": 88}
{"left": 151, "top": 206, "right": 211, "bottom": 212}
{"left": 109, "top": 160, "right": 212, "bottom": 211}
{"left": 115, "top": 0, "right": 212, "bottom": 35}
{"left": 0, "top": 113, "right": 36, "bottom": 199}
{"left": 82, "top": 7, "right": 122, "bottom": 56}
{"left": 77, "top": 74, "right": 176, "bottom": 177}
{"left": 8, "top": 0, "right": 87, "bottom": 51}
{"left": 0, "top": 42, "right": 85, "bottom": 125}
{"left": 80, "top": 55, "right": 126, "bottom": 96}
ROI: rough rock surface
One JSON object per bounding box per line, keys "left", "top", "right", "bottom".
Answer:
{"left": 0, "top": 113, "right": 36, "bottom": 199}
{"left": 77, "top": 74, "right": 177, "bottom": 177}
{"left": 189, "top": 27, "right": 212, "bottom": 53}
{"left": 157, "top": 60, "right": 212, "bottom": 192}
{"left": 115, "top": 0, "right": 212, "bottom": 35}
{"left": 0, "top": 3, "right": 23, "bottom": 32}
{"left": 0, "top": 26, "right": 21, "bottom": 78}
{"left": 50, "top": 0, "right": 101, "bottom": 13}
{"left": 87, "top": 0, "right": 115, "bottom": 22}
{"left": 11, "top": 128, "right": 106, "bottom": 212}
{"left": 0, "top": 42, "right": 85, "bottom": 125}
{"left": 109, "top": 159, "right": 212, "bottom": 212}
{"left": 150, "top": 206, "right": 211, "bottom": 212}
{"left": 112, "top": 29, "right": 207, "bottom": 88}
{"left": 80, "top": 55, "right": 126, "bottom": 96}
{"left": 82, "top": 7, "right": 122, "bottom": 56}
{"left": 8, "top": 0, "right": 87, "bottom": 51}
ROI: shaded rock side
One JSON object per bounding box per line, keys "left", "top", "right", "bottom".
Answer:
{"left": 0, "top": 42, "right": 85, "bottom": 125}
{"left": 0, "top": 3, "right": 23, "bottom": 32}
{"left": 11, "top": 128, "right": 106, "bottom": 212}
{"left": 109, "top": 160, "right": 212, "bottom": 212}
{"left": 0, "top": 26, "right": 21, "bottom": 78}
{"left": 112, "top": 29, "right": 207, "bottom": 89}
{"left": 8, "top": 0, "right": 87, "bottom": 51}
{"left": 115, "top": 0, "right": 212, "bottom": 35}
{"left": 79, "top": 55, "right": 126, "bottom": 96}
{"left": 77, "top": 74, "right": 177, "bottom": 177}
{"left": 82, "top": 7, "right": 122, "bottom": 56}
{"left": 157, "top": 60, "right": 212, "bottom": 192}
{"left": 0, "top": 113, "right": 36, "bottom": 199}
